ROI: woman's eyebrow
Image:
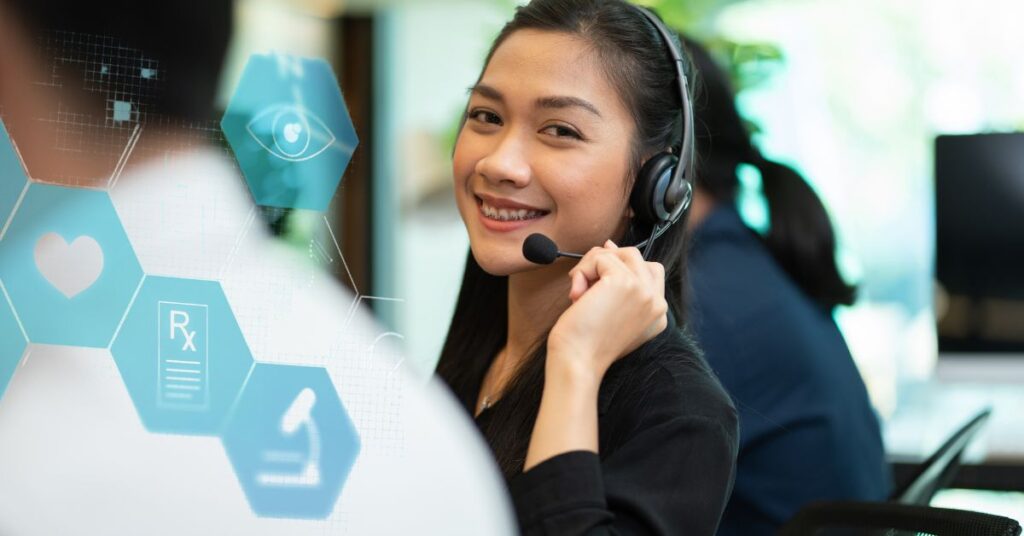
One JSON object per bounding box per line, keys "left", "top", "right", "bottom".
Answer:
{"left": 535, "top": 95, "right": 602, "bottom": 118}
{"left": 468, "top": 84, "right": 602, "bottom": 118}
{"left": 468, "top": 83, "right": 503, "bottom": 102}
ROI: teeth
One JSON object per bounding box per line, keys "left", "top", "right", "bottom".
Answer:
{"left": 480, "top": 201, "right": 544, "bottom": 221}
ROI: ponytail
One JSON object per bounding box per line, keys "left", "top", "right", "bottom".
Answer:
{"left": 755, "top": 158, "right": 856, "bottom": 310}
{"left": 681, "top": 35, "right": 856, "bottom": 311}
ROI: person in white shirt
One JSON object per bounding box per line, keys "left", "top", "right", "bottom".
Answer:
{"left": 0, "top": 1, "right": 514, "bottom": 533}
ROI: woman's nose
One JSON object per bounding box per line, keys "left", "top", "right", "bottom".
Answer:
{"left": 475, "top": 131, "right": 531, "bottom": 188}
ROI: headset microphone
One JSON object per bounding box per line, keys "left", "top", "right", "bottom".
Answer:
{"left": 522, "top": 223, "right": 669, "bottom": 265}
{"left": 522, "top": 233, "right": 580, "bottom": 265}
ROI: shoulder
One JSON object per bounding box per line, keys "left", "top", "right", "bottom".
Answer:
{"left": 688, "top": 227, "right": 851, "bottom": 386}
{"left": 693, "top": 274, "right": 852, "bottom": 393}
{"left": 597, "top": 326, "right": 738, "bottom": 449}
{"left": 690, "top": 230, "right": 798, "bottom": 325}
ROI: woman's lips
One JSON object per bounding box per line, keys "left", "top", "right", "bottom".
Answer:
{"left": 475, "top": 195, "right": 549, "bottom": 233}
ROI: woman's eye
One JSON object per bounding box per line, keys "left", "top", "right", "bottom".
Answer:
{"left": 542, "top": 124, "right": 583, "bottom": 140}
{"left": 468, "top": 109, "right": 502, "bottom": 125}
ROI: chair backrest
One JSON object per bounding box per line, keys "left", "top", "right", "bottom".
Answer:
{"left": 778, "top": 501, "right": 1022, "bottom": 536}
{"left": 893, "top": 408, "right": 992, "bottom": 505}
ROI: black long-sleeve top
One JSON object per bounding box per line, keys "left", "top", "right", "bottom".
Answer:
{"left": 472, "top": 322, "right": 739, "bottom": 535}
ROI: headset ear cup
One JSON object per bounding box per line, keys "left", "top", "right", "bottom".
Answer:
{"left": 630, "top": 154, "right": 679, "bottom": 226}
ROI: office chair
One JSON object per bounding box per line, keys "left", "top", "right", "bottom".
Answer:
{"left": 778, "top": 408, "right": 1021, "bottom": 535}
{"left": 778, "top": 501, "right": 1021, "bottom": 536}
{"left": 892, "top": 408, "right": 992, "bottom": 505}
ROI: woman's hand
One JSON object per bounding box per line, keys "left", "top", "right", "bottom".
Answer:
{"left": 547, "top": 240, "right": 668, "bottom": 383}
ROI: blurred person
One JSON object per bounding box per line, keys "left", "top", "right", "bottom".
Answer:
{"left": 0, "top": 1, "right": 515, "bottom": 533}
{"left": 435, "top": 1, "right": 739, "bottom": 533}
{"left": 682, "top": 36, "right": 892, "bottom": 535}
{"left": 0, "top": 0, "right": 231, "bottom": 185}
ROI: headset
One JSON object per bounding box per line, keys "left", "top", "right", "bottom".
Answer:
{"left": 627, "top": 5, "right": 696, "bottom": 259}
{"left": 522, "top": 4, "right": 698, "bottom": 265}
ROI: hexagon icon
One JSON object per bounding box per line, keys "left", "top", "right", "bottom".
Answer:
{"left": 221, "top": 53, "right": 359, "bottom": 212}
{"left": 0, "top": 183, "right": 143, "bottom": 347}
{"left": 0, "top": 118, "right": 29, "bottom": 232}
{"left": 0, "top": 289, "right": 28, "bottom": 402}
{"left": 222, "top": 363, "right": 360, "bottom": 519}
{"left": 110, "top": 277, "right": 254, "bottom": 435}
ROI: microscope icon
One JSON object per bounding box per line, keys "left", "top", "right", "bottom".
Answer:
{"left": 256, "top": 388, "right": 321, "bottom": 488}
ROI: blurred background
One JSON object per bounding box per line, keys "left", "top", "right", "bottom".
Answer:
{"left": 45, "top": 0, "right": 1024, "bottom": 521}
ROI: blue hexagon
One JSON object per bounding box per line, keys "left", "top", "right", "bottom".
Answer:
{"left": 0, "top": 118, "right": 29, "bottom": 231}
{"left": 0, "top": 289, "right": 27, "bottom": 402}
{"left": 110, "top": 277, "right": 255, "bottom": 435}
{"left": 222, "top": 363, "right": 360, "bottom": 519}
{"left": 0, "top": 183, "right": 143, "bottom": 347}
{"left": 221, "top": 53, "right": 359, "bottom": 212}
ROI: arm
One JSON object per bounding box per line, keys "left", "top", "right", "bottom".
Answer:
{"left": 522, "top": 349, "right": 602, "bottom": 472}
{"left": 525, "top": 241, "right": 666, "bottom": 471}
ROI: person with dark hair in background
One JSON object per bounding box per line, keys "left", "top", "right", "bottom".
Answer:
{"left": 436, "top": 1, "right": 739, "bottom": 534}
{"left": 681, "top": 36, "right": 892, "bottom": 535}
{"left": 0, "top": 0, "right": 232, "bottom": 185}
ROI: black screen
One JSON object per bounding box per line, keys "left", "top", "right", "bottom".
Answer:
{"left": 935, "top": 133, "right": 1024, "bottom": 354}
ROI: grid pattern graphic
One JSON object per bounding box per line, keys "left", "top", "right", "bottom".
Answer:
{"left": 1, "top": 31, "right": 420, "bottom": 529}
{"left": 29, "top": 32, "right": 163, "bottom": 185}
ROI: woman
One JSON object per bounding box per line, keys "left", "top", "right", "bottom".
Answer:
{"left": 435, "top": 1, "right": 738, "bottom": 534}
{"left": 683, "top": 37, "right": 891, "bottom": 535}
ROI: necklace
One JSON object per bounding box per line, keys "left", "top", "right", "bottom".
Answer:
{"left": 478, "top": 347, "right": 509, "bottom": 414}
{"left": 479, "top": 396, "right": 493, "bottom": 413}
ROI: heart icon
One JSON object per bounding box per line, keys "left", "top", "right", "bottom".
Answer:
{"left": 283, "top": 123, "right": 303, "bottom": 144}
{"left": 33, "top": 232, "right": 105, "bottom": 299}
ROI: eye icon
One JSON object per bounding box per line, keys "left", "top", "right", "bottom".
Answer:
{"left": 246, "top": 104, "right": 337, "bottom": 162}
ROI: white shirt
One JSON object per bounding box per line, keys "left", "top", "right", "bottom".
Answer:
{"left": 0, "top": 144, "right": 514, "bottom": 535}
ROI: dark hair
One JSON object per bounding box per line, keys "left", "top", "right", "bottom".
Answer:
{"left": 436, "top": 0, "right": 696, "bottom": 479}
{"left": 4, "top": 0, "right": 232, "bottom": 121}
{"left": 684, "top": 36, "right": 856, "bottom": 310}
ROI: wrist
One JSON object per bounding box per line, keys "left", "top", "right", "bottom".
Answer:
{"left": 545, "top": 343, "right": 605, "bottom": 395}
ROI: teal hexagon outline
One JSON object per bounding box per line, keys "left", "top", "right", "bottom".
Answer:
{"left": 0, "top": 280, "right": 28, "bottom": 403}
{"left": 221, "top": 53, "right": 359, "bottom": 212}
{"left": 221, "top": 362, "right": 361, "bottom": 519}
{"left": 0, "top": 117, "right": 30, "bottom": 239}
{"left": 0, "top": 183, "right": 144, "bottom": 348}
{"left": 110, "top": 276, "right": 255, "bottom": 436}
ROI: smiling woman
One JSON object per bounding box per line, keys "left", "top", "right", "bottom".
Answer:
{"left": 454, "top": 28, "right": 637, "bottom": 275}
{"left": 435, "top": 1, "right": 739, "bottom": 534}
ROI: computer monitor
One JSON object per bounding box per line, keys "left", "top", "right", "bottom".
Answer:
{"left": 935, "top": 132, "right": 1024, "bottom": 358}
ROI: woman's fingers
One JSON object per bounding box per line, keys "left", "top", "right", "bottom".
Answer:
{"left": 568, "top": 247, "right": 606, "bottom": 301}
{"left": 615, "top": 245, "right": 653, "bottom": 288}
{"left": 570, "top": 244, "right": 663, "bottom": 298}
{"left": 649, "top": 262, "right": 666, "bottom": 304}
{"left": 569, "top": 246, "right": 624, "bottom": 289}
{"left": 648, "top": 261, "right": 665, "bottom": 286}
{"left": 569, "top": 269, "right": 589, "bottom": 302}
{"left": 570, "top": 244, "right": 644, "bottom": 284}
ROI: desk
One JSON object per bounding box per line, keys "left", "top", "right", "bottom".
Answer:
{"left": 884, "top": 379, "right": 1024, "bottom": 492}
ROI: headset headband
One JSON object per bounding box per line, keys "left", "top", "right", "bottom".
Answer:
{"left": 634, "top": 6, "right": 695, "bottom": 233}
